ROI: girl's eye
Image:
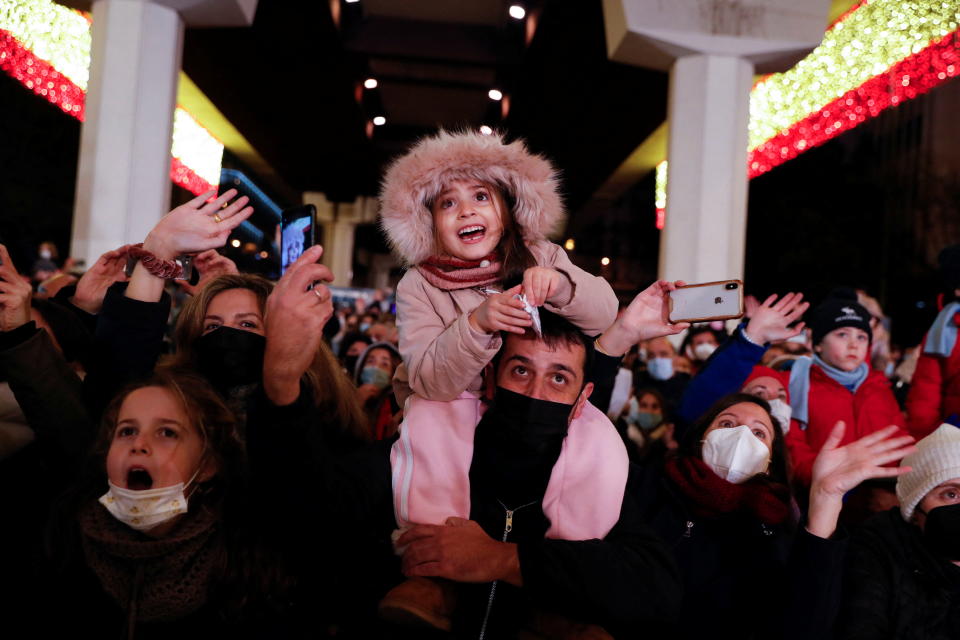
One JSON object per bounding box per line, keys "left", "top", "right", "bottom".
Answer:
{"left": 240, "top": 320, "right": 259, "bottom": 329}
{"left": 204, "top": 322, "right": 221, "bottom": 332}
{"left": 475, "top": 191, "right": 489, "bottom": 201}
{"left": 158, "top": 427, "right": 179, "bottom": 439}
{"left": 943, "top": 489, "right": 958, "bottom": 501}
{"left": 441, "top": 198, "right": 455, "bottom": 209}
{"left": 752, "top": 428, "right": 768, "bottom": 441}
{"left": 116, "top": 426, "right": 136, "bottom": 438}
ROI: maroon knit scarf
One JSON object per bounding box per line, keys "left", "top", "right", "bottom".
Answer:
{"left": 417, "top": 253, "right": 502, "bottom": 291}
{"left": 664, "top": 456, "right": 791, "bottom": 526}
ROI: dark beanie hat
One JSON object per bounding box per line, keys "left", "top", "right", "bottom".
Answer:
{"left": 809, "top": 288, "right": 873, "bottom": 345}
{"left": 938, "top": 245, "right": 960, "bottom": 293}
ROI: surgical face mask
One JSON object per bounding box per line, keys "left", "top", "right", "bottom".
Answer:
{"left": 194, "top": 326, "right": 266, "bottom": 390}
{"left": 360, "top": 365, "right": 392, "bottom": 389}
{"left": 99, "top": 468, "right": 200, "bottom": 531}
{"left": 920, "top": 504, "right": 960, "bottom": 561}
{"left": 39, "top": 248, "right": 53, "bottom": 260}
{"left": 626, "top": 397, "right": 662, "bottom": 431}
{"left": 647, "top": 357, "right": 674, "bottom": 381}
{"left": 767, "top": 398, "right": 792, "bottom": 435}
{"left": 693, "top": 343, "right": 717, "bottom": 361}
{"left": 884, "top": 361, "right": 895, "bottom": 378}
{"left": 701, "top": 425, "right": 770, "bottom": 484}
{"left": 359, "top": 322, "right": 371, "bottom": 333}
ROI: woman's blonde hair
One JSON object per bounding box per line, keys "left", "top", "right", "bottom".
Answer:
{"left": 164, "top": 273, "right": 369, "bottom": 441}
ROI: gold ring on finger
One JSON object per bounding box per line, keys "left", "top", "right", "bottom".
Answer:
{"left": 213, "top": 213, "right": 223, "bottom": 223}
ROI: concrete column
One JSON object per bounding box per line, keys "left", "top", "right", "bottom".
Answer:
{"left": 323, "top": 216, "right": 357, "bottom": 287}
{"left": 658, "top": 54, "right": 754, "bottom": 282}
{"left": 71, "top": 0, "right": 183, "bottom": 265}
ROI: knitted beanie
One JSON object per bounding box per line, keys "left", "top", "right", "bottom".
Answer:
{"left": 809, "top": 288, "right": 872, "bottom": 345}
{"left": 897, "top": 423, "right": 960, "bottom": 521}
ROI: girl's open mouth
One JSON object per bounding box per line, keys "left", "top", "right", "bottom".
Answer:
{"left": 127, "top": 467, "right": 154, "bottom": 490}
{"left": 458, "top": 225, "right": 486, "bottom": 244}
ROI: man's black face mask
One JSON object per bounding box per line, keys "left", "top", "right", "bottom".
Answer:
{"left": 194, "top": 326, "right": 266, "bottom": 389}
{"left": 481, "top": 387, "right": 575, "bottom": 452}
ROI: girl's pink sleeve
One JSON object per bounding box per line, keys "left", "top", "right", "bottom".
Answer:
{"left": 395, "top": 270, "right": 501, "bottom": 403}
{"left": 536, "top": 242, "right": 618, "bottom": 336}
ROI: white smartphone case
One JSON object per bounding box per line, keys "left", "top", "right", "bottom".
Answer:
{"left": 668, "top": 280, "right": 744, "bottom": 323}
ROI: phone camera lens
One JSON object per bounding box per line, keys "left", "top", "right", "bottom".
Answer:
{"left": 725, "top": 283, "right": 738, "bottom": 290}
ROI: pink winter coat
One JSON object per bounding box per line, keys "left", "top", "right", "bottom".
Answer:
{"left": 393, "top": 240, "right": 618, "bottom": 405}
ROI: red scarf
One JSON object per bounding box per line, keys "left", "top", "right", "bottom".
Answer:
{"left": 664, "top": 456, "right": 791, "bottom": 526}
{"left": 417, "top": 254, "right": 502, "bottom": 291}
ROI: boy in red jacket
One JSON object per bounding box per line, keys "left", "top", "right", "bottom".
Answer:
{"left": 785, "top": 291, "right": 907, "bottom": 503}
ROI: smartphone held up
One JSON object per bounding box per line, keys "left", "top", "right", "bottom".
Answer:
{"left": 668, "top": 280, "right": 744, "bottom": 324}
{"left": 281, "top": 205, "right": 317, "bottom": 275}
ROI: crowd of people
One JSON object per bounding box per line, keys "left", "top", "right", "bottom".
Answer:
{"left": 3, "top": 129, "right": 960, "bottom": 639}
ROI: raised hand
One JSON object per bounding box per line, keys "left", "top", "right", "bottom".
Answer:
{"left": 0, "top": 245, "right": 33, "bottom": 332}
{"left": 469, "top": 284, "right": 532, "bottom": 334}
{"left": 176, "top": 249, "right": 239, "bottom": 296}
{"left": 143, "top": 188, "right": 253, "bottom": 259}
{"left": 596, "top": 280, "right": 689, "bottom": 357}
{"left": 263, "top": 245, "right": 334, "bottom": 405}
{"left": 742, "top": 292, "right": 809, "bottom": 345}
{"left": 806, "top": 422, "right": 915, "bottom": 538}
{"left": 71, "top": 244, "right": 131, "bottom": 314}
{"left": 522, "top": 266, "right": 564, "bottom": 307}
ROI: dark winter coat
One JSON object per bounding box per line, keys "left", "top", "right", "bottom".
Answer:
{"left": 836, "top": 508, "right": 960, "bottom": 639}
{"left": 632, "top": 463, "right": 846, "bottom": 640}
{"left": 247, "top": 387, "right": 682, "bottom": 638}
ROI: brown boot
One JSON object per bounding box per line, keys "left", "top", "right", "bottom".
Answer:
{"left": 378, "top": 577, "right": 457, "bottom": 631}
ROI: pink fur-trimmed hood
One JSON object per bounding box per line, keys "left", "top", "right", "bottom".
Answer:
{"left": 379, "top": 129, "right": 566, "bottom": 265}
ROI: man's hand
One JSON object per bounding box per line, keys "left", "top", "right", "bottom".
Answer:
{"left": 177, "top": 249, "right": 239, "bottom": 296}
{"left": 0, "top": 245, "right": 33, "bottom": 332}
{"left": 807, "top": 422, "right": 915, "bottom": 538}
{"left": 71, "top": 245, "right": 131, "bottom": 314}
{"left": 469, "top": 284, "right": 531, "bottom": 334}
{"left": 742, "top": 292, "right": 808, "bottom": 345}
{"left": 398, "top": 517, "right": 522, "bottom": 586}
{"left": 596, "top": 280, "right": 689, "bottom": 357}
{"left": 263, "top": 245, "right": 334, "bottom": 405}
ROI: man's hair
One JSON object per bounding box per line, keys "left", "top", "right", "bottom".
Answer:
{"left": 493, "top": 309, "right": 595, "bottom": 381}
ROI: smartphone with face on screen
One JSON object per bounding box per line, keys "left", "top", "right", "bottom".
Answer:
{"left": 281, "top": 204, "right": 316, "bottom": 275}
{"left": 668, "top": 280, "right": 744, "bottom": 324}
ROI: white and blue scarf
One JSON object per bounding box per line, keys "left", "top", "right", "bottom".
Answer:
{"left": 788, "top": 355, "right": 868, "bottom": 430}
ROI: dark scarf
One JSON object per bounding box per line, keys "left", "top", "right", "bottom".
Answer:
{"left": 417, "top": 253, "right": 502, "bottom": 291}
{"left": 664, "top": 456, "right": 791, "bottom": 526}
{"left": 79, "top": 498, "right": 220, "bottom": 627}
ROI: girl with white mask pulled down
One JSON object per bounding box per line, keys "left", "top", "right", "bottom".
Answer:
{"left": 632, "top": 392, "right": 915, "bottom": 640}
{"left": 21, "top": 371, "right": 310, "bottom": 637}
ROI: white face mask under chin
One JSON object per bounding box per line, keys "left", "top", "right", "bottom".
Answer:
{"left": 99, "top": 468, "right": 201, "bottom": 532}
{"left": 701, "top": 425, "right": 770, "bottom": 484}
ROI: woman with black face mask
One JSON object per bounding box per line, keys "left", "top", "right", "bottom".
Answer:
{"left": 91, "top": 190, "right": 368, "bottom": 450}
{"left": 837, "top": 423, "right": 960, "bottom": 639}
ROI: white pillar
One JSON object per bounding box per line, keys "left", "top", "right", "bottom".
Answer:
{"left": 71, "top": 0, "right": 183, "bottom": 265}
{"left": 323, "top": 216, "right": 357, "bottom": 287}
{"left": 658, "top": 54, "right": 754, "bottom": 282}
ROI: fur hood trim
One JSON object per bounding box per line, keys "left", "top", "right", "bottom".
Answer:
{"left": 379, "top": 129, "right": 565, "bottom": 265}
